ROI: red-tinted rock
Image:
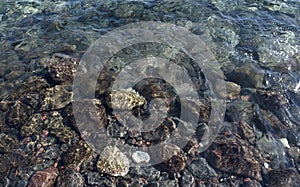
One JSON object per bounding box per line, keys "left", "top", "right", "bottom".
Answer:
{"left": 28, "top": 167, "right": 59, "bottom": 187}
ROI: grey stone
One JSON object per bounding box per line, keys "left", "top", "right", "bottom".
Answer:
{"left": 188, "top": 157, "right": 217, "bottom": 180}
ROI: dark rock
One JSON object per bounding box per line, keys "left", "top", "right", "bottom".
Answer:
{"left": 158, "top": 179, "right": 179, "bottom": 187}
{"left": 128, "top": 167, "right": 160, "bottom": 181}
{"left": 150, "top": 143, "right": 187, "bottom": 173}
{"left": 187, "top": 157, "right": 218, "bottom": 181}
{"left": 55, "top": 168, "right": 85, "bottom": 187}
{"left": 268, "top": 168, "right": 300, "bottom": 187}
{"left": 226, "top": 63, "right": 267, "bottom": 88}
{"left": 6, "top": 101, "right": 33, "bottom": 129}
{"left": 240, "top": 179, "right": 262, "bottom": 187}
{"left": 180, "top": 170, "right": 195, "bottom": 187}
{"left": 63, "top": 140, "right": 93, "bottom": 169}
{"left": 40, "top": 53, "right": 79, "bottom": 84}
{"left": 86, "top": 172, "right": 113, "bottom": 186}
{"left": 225, "top": 100, "right": 253, "bottom": 123}
{"left": 205, "top": 136, "right": 263, "bottom": 181}
{"left": 255, "top": 133, "right": 287, "bottom": 169}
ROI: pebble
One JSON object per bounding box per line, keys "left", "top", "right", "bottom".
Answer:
{"left": 132, "top": 151, "right": 150, "bottom": 164}
{"left": 263, "top": 162, "right": 269, "bottom": 169}
{"left": 187, "top": 157, "right": 217, "bottom": 180}
{"left": 279, "top": 138, "right": 290, "bottom": 148}
{"left": 97, "top": 146, "right": 130, "bottom": 176}
{"left": 27, "top": 167, "right": 59, "bottom": 187}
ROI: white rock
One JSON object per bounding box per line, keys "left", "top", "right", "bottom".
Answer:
{"left": 263, "top": 162, "right": 269, "bottom": 169}
{"left": 280, "top": 138, "right": 290, "bottom": 148}
{"left": 132, "top": 151, "right": 150, "bottom": 164}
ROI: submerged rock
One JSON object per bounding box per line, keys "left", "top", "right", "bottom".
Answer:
{"left": 132, "top": 151, "right": 150, "bottom": 164}
{"left": 205, "top": 136, "right": 263, "bottom": 181}
{"left": 226, "top": 63, "right": 267, "bottom": 88}
{"left": 55, "top": 168, "right": 85, "bottom": 187}
{"left": 150, "top": 143, "right": 187, "bottom": 173}
{"left": 63, "top": 140, "right": 93, "bottom": 169}
{"left": 40, "top": 53, "right": 78, "bottom": 84}
{"left": 97, "top": 146, "right": 130, "bottom": 177}
{"left": 40, "top": 85, "right": 73, "bottom": 111}
{"left": 268, "top": 168, "right": 300, "bottom": 187}
{"left": 106, "top": 88, "right": 146, "bottom": 110}
{"left": 27, "top": 167, "right": 59, "bottom": 187}
{"left": 187, "top": 157, "right": 218, "bottom": 180}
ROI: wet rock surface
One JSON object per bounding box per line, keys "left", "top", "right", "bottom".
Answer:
{"left": 96, "top": 146, "right": 130, "bottom": 177}
{"left": 268, "top": 168, "right": 300, "bottom": 187}
{"left": 27, "top": 167, "right": 59, "bottom": 187}
{"left": 205, "top": 136, "right": 263, "bottom": 181}
{"left": 0, "top": 0, "right": 299, "bottom": 186}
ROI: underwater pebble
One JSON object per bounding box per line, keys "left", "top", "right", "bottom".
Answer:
{"left": 97, "top": 146, "right": 130, "bottom": 176}
{"left": 106, "top": 88, "right": 146, "bottom": 110}
{"left": 150, "top": 143, "right": 187, "bottom": 173}
{"left": 27, "top": 167, "right": 58, "bottom": 187}
{"left": 132, "top": 151, "right": 150, "bottom": 164}
{"left": 279, "top": 138, "right": 290, "bottom": 148}
{"left": 263, "top": 162, "right": 269, "bottom": 169}
{"left": 188, "top": 157, "right": 217, "bottom": 180}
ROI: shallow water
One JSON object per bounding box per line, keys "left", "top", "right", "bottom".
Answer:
{"left": 0, "top": 0, "right": 300, "bottom": 186}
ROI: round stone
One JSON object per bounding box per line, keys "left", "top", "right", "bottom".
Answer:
{"left": 132, "top": 151, "right": 150, "bottom": 164}
{"left": 97, "top": 146, "right": 130, "bottom": 177}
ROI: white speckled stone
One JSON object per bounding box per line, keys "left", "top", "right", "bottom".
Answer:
{"left": 132, "top": 151, "right": 150, "bottom": 164}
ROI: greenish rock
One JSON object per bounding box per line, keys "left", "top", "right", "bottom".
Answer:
{"left": 20, "top": 114, "right": 45, "bottom": 137}
{"left": 46, "top": 113, "right": 76, "bottom": 144}
{"left": 207, "top": 15, "right": 240, "bottom": 48}
{"left": 225, "top": 81, "right": 241, "bottom": 100}
{"left": 211, "top": 0, "right": 242, "bottom": 12}
{"left": 40, "top": 85, "right": 73, "bottom": 111}
{"left": 97, "top": 146, "right": 130, "bottom": 176}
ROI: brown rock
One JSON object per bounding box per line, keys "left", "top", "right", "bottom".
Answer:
{"left": 150, "top": 143, "right": 187, "bottom": 173}
{"left": 28, "top": 167, "right": 59, "bottom": 187}
{"left": 205, "top": 136, "right": 263, "bottom": 181}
